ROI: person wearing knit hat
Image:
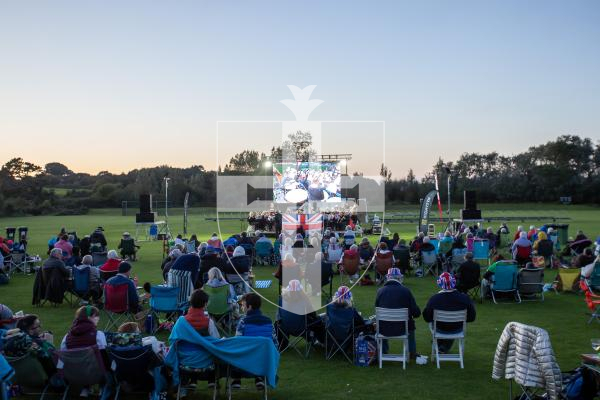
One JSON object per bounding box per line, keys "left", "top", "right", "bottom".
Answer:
{"left": 327, "top": 286, "right": 369, "bottom": 339}
{"left": 104, "top": 260, "right": 141, "bottom": 312}
{"left": 423, "top": 272, "right": 476, "bottom": 354}
{"left": 375, "top": 267, "right": 421, "bottom": 359}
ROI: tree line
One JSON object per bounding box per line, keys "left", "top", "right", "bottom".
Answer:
{"left": 0, "top": 134, "right": 598, "bottom": 216}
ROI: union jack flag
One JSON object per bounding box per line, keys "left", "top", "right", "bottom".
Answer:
{"left": 282, "top": 213, "right": 323, "bottom": 235}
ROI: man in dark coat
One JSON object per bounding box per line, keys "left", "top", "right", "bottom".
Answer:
{"left": 423, "top": 272, "right": 476, "bottom": 353}
{"left": 455, "top": 253, "right": 481, "bottom": 293}
{"left": 41, "top": 248, "right": 70, "bottom": 304}
{"left": 375, "top": 267, "right": 421, "bottom": 359}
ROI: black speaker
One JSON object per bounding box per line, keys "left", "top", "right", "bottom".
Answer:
{"left": 136, "top": 212, "right": 156, "bottom": 223}
{"left": 139, "top": 194, "right": 152, "bottom": 213}
{"left": 460, "top": 209, "right": 482, "bottom": 220}
{"left": 464, "top": 190, "right": 477, "bottom": 210}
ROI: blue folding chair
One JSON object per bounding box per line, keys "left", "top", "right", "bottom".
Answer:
{"left": 150, "top": 285, "right": 184, "bottom": 334}
{"left": 71, "top": 266, "right": 91, "bottom": 305}
{"left": 472, "top": 240, "right": 490, "bottom": 266}
{"left": 277, "top": 305, "right": 315, "bottom": 359}
{"left": 429, "top": 239, "right": 439, "bottom": 253}
{"left": 325, "top": 305, "right": 355, "bottom": 363}
{"left": 490, "top": 261, "right": 521, "bottom": 304}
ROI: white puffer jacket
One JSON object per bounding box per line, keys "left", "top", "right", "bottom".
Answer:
{"left": 492, "top": 322, "right": 562, "bottom": 400}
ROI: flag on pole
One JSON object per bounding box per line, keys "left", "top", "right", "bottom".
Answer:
{"left": 434, "top": 174, "right": 444, "bottom": 222}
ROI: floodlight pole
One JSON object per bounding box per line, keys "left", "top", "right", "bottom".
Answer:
{"left": 164, "top": 177, "right": 171, "bottom": 237}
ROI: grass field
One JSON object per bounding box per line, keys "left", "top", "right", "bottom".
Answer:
{"left": 1, "top": 204, "right": 600, "bottom": 399}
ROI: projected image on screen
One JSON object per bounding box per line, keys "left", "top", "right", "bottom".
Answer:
{"left": 273, "top": 162, "right": 342, "bottom": 204}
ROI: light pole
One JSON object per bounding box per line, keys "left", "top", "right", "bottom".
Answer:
{"left": 164, "top": 177, "right": 171, "bottom": 237}
{"left": 263, "top": 160, "right": 272, "bottom": 201}
{"left": 443, "top": 166, "right": 451, "bottom": 220}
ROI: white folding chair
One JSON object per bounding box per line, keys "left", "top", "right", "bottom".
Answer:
{"left": 375, "top": 307, "right": 409, "bottom": 369}
{"left": 430, "top": 309, "right": 467, "bottom": 369}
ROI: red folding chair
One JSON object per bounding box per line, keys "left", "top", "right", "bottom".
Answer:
{"left": 580, "top": 279, "right": 600, "bottom": 324}
{"left": 104, "top": 283, "right": 134, "bottom": 331}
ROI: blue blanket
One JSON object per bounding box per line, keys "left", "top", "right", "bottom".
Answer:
{"left": 164, "top": 317, "right": 279, "bottom": 388}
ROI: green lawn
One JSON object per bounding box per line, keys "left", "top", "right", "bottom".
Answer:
{"left": 1, "top": 204, "right": 600, "bottom": 399}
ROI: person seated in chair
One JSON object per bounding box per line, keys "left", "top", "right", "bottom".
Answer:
{"left": 100, "top": 250, "right": 122, "bottom": 275}
{"left": 205, "top": 267, "right": 237, "bottom": 310}
{"left": 161, "top": 248, "right": 181, "bottom": 281}
{"left": 343, "top": 226, "right": 356, "bottom": 249}
{"left": 54, "top": 234, "right": 73, "bottom": 260}
{"left": 171, "top": 248, "right": 201, "bottom": 286}
{"left": 199, "top": 246, "right": 226, "bottom": 285}
{"left": 573, "top": 248, "right": 596, "bottom": 268}
{"left": 393, "top": 239, "right": 411, "bottom": 274}
{"left": 231, "top": 293, "right": 277, "bottom": 390}
{"left": 105, "top": 261, "right": 142, "bottom": 313}
{"left": 184, "top": 289, "right": 220, "bottom": 338}
{"left": 224, "top": 246, "right": 252, "bottom": 294}
{"left": 74, "top": 255, "right": 102, "bottom": 303}
{"left": 90, "top": 227, "right": 107, "bottom": 253}
{"left": 118, "top": 232, "right": 140, "bottom": 261}
{"left": 358, "top": 238, "right": 375, "bottom": 264}
{"left": 277, "top": 280, "right": 325, "bottom": 344}
{"left": 41, "top": 248, "right": 70, "bottom": 302}
{"left": 375, "top": 268, "right": 421, "bottom": 360}
{"left": 7, "top": 314, "right": 57, "bottom": 378}
{"left": 410, "top": 232, "right": 425, "bottom": 254}
{"left": 512, "top": 232, "right": 532, "bottom": 265}
{"left": 423, "top": 272, "right": 476, "bottom": 353}
{"left": 328, "top": 286, "right": 367, "bottom": 336}
{"left": 455, "top": 253, "right": 481, "bottom": 293}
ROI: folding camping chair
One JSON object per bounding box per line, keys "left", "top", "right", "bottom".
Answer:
{"left": 324, "top": 305, "right": 355, "bottom": 363}
{"left": 5, "top": 352, "right": 50, "bottom": 400}
{"left": 6, "top": 251, "right": 27, "bottom": 276}
{"left": 255, "top": 241, "right": 274, "bottom": 266}
{"left": 490, "top": 261, "right": 521, "bottom": 304}
{"left": 150, "top": 285, "right": 183, "bottom": 334}
{"left": 70, "top": 266, "right": 91, "bottom": 306}
{"left": 430, "top": 309, "right": 467, "bottom": 369}
{"left": 518, "top": 267, "right": 545, "bottom": 301}
{"left": 553, "top": 267, "right": 581, "bottom": 293}
{"left": 374, "top": 252, "right": 394, "bottom": 284}
{"left": 340, "top": 254, "right": 360, "bottom": 284}
{"left": 276, "top": 308, "right": 315, "bottom": 359}
{"left": 420, "top": 249, "right": 438, "bottom": 277}
{"left": 120, "top": 238, "right": 139, "bottom": 261}
{"left": 57, "top": 346, "right": 107, "bottom": 400}
{"left": 104, "top": 283, "right": 136, "bottom": 331}
{"left": 167, "top": 269, "right": 195, "bottom": 310}
{"left": 107, "top": 344, "right": 164, "bottom": 400}
{"left": 321, "top": 261, "right": 334, "bottom": 302}
{"left": 204, "top": 285, "right": 233, "bottom": 336}
{"left": 375, "top": 307, "right": 409, "bottom": 369}
{"left": 535, "top": 239, "right": 555, "bottom": 268}
{"left": 580, "top": 279, "right": 600, "bottom": 324}
{"left": 472, "top": 240, "right": 490, "bottom": 266}
{"left": 450, "top": 248, "right": 468, "bottom": 272}
{"left": 184, "top": 241, "right": 196, "bottom": 254}
{"left": 393, "top": 247, "right": 411, "bottom": 275}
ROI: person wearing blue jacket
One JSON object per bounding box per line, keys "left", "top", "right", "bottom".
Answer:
{"left": 231, "top": 293, "right": 277, "bottom": 389}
